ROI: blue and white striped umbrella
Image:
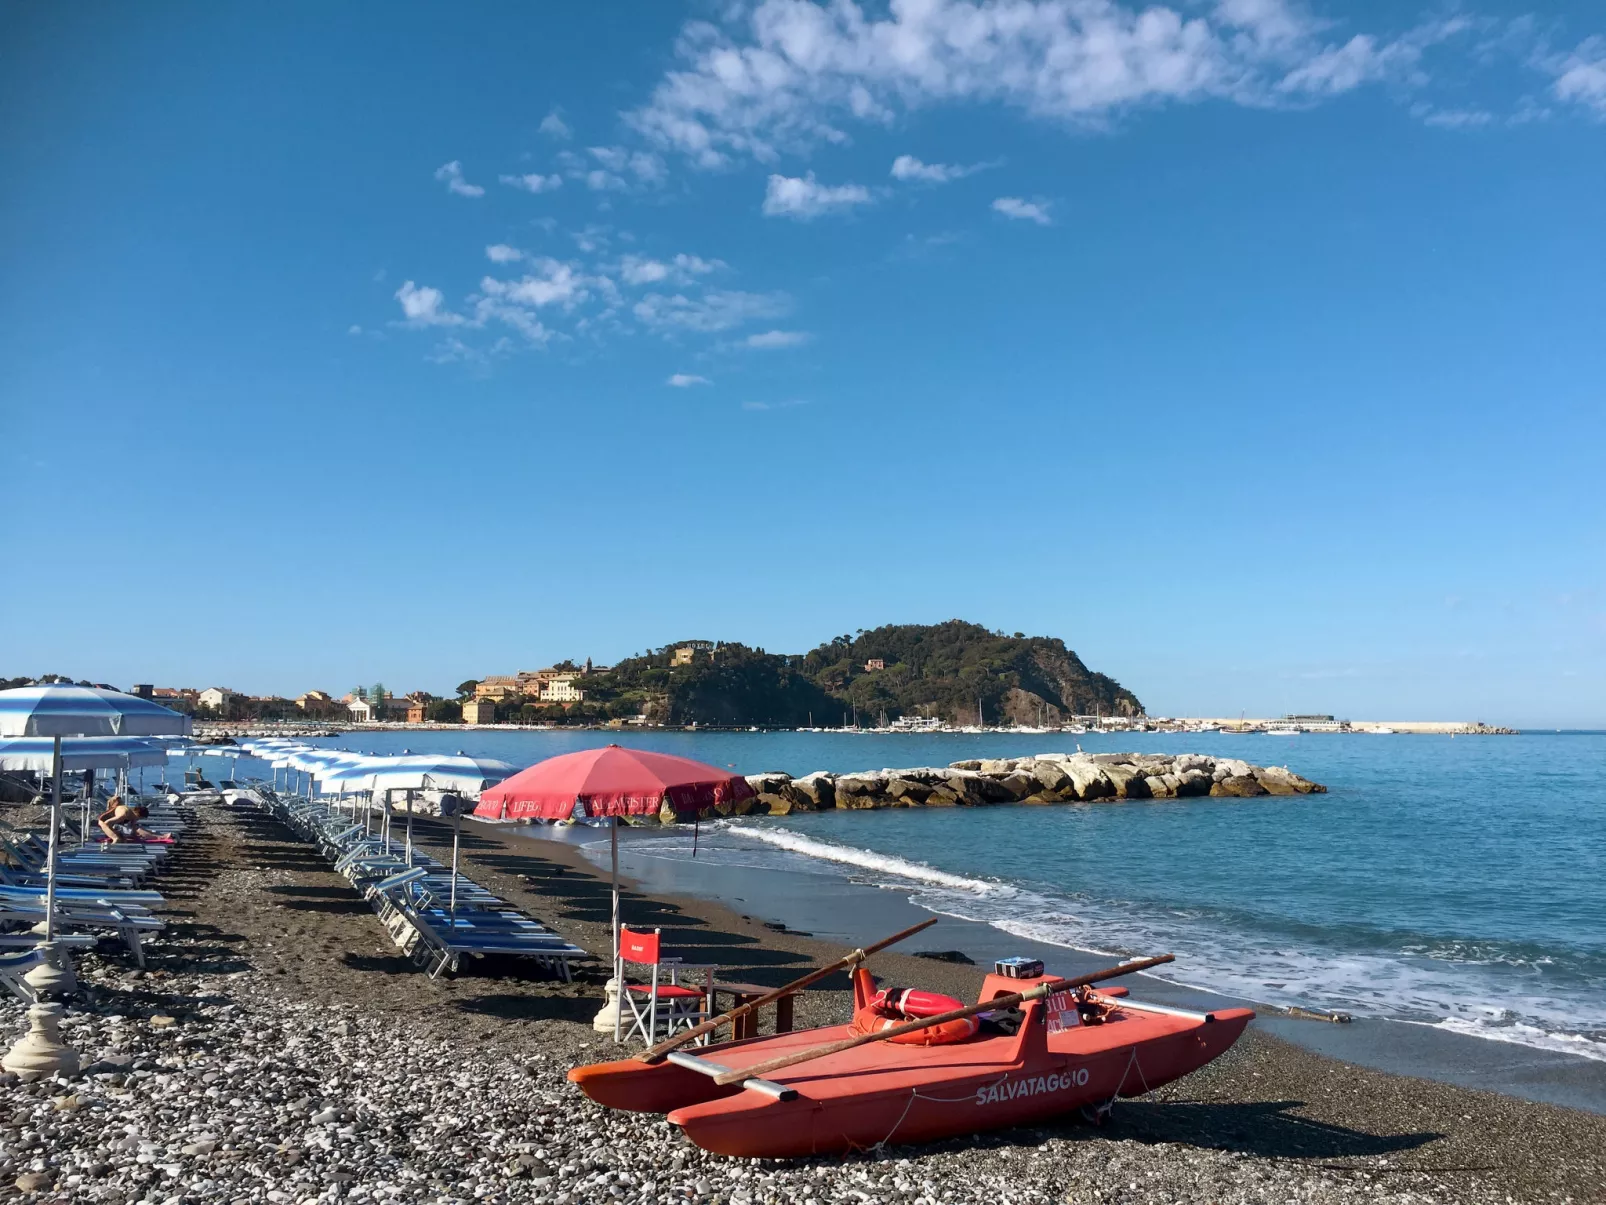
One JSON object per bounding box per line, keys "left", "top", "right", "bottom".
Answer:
{"left": 0, "top": 736, "right": 171, "bottom": 772}
{"left": 363, "top": 753, "right": 517, "bottom": 798}
{"left": 0, "top": 685, "right": 192, "bottom": 738}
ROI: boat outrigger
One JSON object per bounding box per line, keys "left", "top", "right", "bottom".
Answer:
{"left": 571, "top": 943, "right": 1254, "bottom": 1158}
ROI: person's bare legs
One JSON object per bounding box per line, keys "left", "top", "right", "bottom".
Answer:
{"left": 98, "top": 818, "right": 122, "bottom": 843}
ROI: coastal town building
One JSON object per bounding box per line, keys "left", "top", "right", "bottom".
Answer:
{"left": 461, "top": 699, "right": 497, "bottom": 724}
{"left": 131, "top": 684, "right": 154, "bottom": 699}
{"left": 672, "top": 641, "right": 715, "bottom": 666}
{"left": 865, "top": 659, "right": 885, "bottom": 671}
{"left": 403, "top": 691, "right": 433, "bottom": 723}
{"left": 198, "top": 687, "right": 241, "bottom": 713}
{"left": 538, "top": 677, "right": 585, "bottom": 703}
{"left": 345, "top": 697, "right": 373, "bottom": 723}
{"left": 474, "top": 676, "right": 522, "bottom": 702}
{"left": 1283, "top": 714, "right": 1346, "bottom": 731}
{"left": 296, "top": 690, "right": 339, "bottom": 718}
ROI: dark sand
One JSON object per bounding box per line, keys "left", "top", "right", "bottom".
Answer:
{"left": 170, "top": 805, "right": 1606, "bottom": 1203}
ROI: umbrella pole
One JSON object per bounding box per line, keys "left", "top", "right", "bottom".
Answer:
{"left": 405, "top": 790, "right": 413, "bottom": 867}
{"left": 611, "top": 816, "right": 620, "bottom": 968}
{"left": 450, "top": 811, "right": 461, "bottom": 915}
{"left": 44, "top": 737, "right": 61, "bottom": 943}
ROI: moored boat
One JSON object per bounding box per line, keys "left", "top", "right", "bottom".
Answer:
{"left": 570, "top": 964, "right": 1253, "bottom": 1158}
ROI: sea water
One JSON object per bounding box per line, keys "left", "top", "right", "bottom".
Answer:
{"left": 270, "top": 727, "right": 1605, "bottom": 1061}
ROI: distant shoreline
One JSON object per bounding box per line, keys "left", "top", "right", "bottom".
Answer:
{"left": 190, "top": 717, "right": 1526, "bottom": 738}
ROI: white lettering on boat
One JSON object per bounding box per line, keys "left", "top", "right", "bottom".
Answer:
{"left": 974, "top": 1066, "right": 1089, "bottom": 1106}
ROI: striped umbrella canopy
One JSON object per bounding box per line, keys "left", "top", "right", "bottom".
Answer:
{"left": 328, "top": 753, "right": 516, "bottom": 799}
{"left": 0, "top": 685, "right": 192, "bottom": 737}
{"left": 314, "top": 756, "right": 397, "bottom": 794}
{"left": 0, "top": 736, "right": 171, "bottom": 772}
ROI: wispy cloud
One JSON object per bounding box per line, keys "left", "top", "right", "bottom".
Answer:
{"left": 633, "top": 290, "right": 791, "bottom": 334}
{"left": 627, "top": 1, "right": 1519, "bottom": 164}
{"left": 667, "top": 373, "right": 712, "bottom": 387}
{"left": 743, "top": 399, "right": 809, "bottom": 411}
{"left": 1552, "top": 37, "right": 1606, "bottom": 115}
{"left": 434, "top": 160, "right": 485, "bottom": 198}
{"left": 480, "top": 258, "right": 590, "bottom": 310}
{"left": 762, "top": 172, "right": 873, "bottom": 219}
{"left": 500, "top": 171, "right": 563, "bottom": 193}
{"left": 890, "top": 154, "right": 993, "bottom": 183}
{"left": 744, "top": 329, "right": 810, "bottom": 349}
{"left": 539, "top": 108, "right": 572, "bottom": 140}
{"left": 485, "top": 244, "right": 524, "bottom": 264}
{"left": 992, "top": 197, "right": 1052, "bottom": 225}
{"left": 619, "top": 253, "right": 723, "bottom": 286}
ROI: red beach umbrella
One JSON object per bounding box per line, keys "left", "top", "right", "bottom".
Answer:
{"left": 474, "top": 744, "right": 752, "bottom": 821}
{"left": 473, "top": 745, "right": 754, "bottom": 963}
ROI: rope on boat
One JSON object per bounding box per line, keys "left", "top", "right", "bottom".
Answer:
{"left": 867, "top": 1075, "right": 1009, "bottom": 1153}
{"left": 867, "top": 1043, "right": 1155, "bottom": 1152}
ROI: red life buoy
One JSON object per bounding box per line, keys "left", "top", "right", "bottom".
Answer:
{"left": 848, "top": 987, "right": 979, "bottom": 1045}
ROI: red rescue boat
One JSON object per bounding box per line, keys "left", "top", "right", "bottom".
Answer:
{"left": 571, "top": 966, "right": 1253, "bottom": 1158}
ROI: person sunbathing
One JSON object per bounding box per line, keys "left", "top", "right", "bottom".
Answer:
{"left": 97, "top": 797, "right": 156, "bottom": 844}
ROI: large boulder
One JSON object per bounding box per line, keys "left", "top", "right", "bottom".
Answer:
{"left": 885, "top": 777, "right": 932, "bottom": 805}
{"left": 1212, "top": 758, "right": 1254, "bottom": 782}
{"left": 997, "top": 771, "right": 1039, "bottom": 801}
{"left": 1212, "top": 775, "right": 1269, "bottom": 797}
{"left": 1031, "top": 761, "right": 1071, "bottom": 794}
{"left": 948, "top": 760, "right": 983, "bottom": 771}
{"left": 1255, "top": 765, "right": 1325, "bottom": 795}
{"left": 792, "top": 771, "right": 836, "bottom": 809}
{"left": 1174, "top": 754, "right": 1215, "bottom": 775}
{"left": 1063, "top": 758, "right": 1115, "bottom": 801}
{"left": 1176, "top": 768, "right": 1213, "bottom": 796}
{"left": 1102, "top": 764, "right": 1144, "bottom": 798}
{"left": 940, "top": 772, "right": 988, "bottom": 806}
{"left": 1143, "top": 776, "right": 1173, "bottom": 799}
{"left": 835, "top": 774, "right": 889, "bottom": 809}
{"left": 977, "top": 758, "right": 1018, "bottom": 776}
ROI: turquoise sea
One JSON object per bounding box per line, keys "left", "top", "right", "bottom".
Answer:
{"left": 223, "top": 728, "right": 1606, "bottom": 1062}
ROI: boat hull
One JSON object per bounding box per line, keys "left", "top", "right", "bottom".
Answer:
{"left": 571, "top": 997, "right": 1253, "bottom": 1158}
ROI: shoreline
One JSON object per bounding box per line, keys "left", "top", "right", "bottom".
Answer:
{"left": 541, "top": 819, "right": 1606, "bottom": 1117}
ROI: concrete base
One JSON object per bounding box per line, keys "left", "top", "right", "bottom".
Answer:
{"left": 592, "top": 976, "right": 622, "bottom": 1035}
{"left": 2, "top": 1003, "right": 79, "bottom": 1081}
{"left": 23, "top": 942, "right": 77, "bottom": 999}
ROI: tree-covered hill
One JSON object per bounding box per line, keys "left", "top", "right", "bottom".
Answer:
{"left": 576, "top": 621, "right": 1141, "bottom": 727}
{"left": 801, "top": 621, "right": 1142, "bottom": 726}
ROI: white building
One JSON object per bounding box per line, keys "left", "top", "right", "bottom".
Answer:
{"left": 346, "top": 698, "right": 373, "bottom": 723}
{"left": 539, "top": 677, "right": 586, "bottom": 703}
{"left": 198, "top": 687, "right": 240, "bottom": 712}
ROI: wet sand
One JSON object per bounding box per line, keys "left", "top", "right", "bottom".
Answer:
{"left": 195, "top": 805, "right": 1606, "bottom": 1202}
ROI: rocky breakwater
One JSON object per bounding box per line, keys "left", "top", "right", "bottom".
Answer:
{"left": 695, "top": 753, "right": 1324, "bottom": 820}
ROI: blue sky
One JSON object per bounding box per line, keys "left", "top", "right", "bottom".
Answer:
{"left": 3, "top": 1, "right": 1603, "bottom": 725}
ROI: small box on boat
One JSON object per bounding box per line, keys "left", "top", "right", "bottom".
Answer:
{"left": 994, "top": 956, "right": 1044, "bottom": 979}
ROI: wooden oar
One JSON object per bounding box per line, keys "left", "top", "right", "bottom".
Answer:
{"left": 639, "top": 917, "right": 939, "bottom": 1063}
{"left": 712, "top": 953, "right": 1176, "bottom": 1086}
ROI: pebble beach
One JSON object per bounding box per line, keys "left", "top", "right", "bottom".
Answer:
{"left": 4, "top": 802, "right": 1603, "bottom": 1205}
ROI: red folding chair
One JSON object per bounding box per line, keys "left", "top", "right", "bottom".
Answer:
{"left": 615, "top": 925, "right": 715, "bottom": 1046}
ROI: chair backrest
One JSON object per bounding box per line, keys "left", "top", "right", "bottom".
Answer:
{"left": 619, "top": 926, "right": 660, "bottom": 967}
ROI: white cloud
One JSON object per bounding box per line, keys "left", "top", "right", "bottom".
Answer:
{"left": 480, "top": 258, "right": 589, "bottom": 309}
{"left": 668, "top": 373, "right": 712, "bottom": 387}
{"left": 633, "top": 290, "right": 790, "bottom": 333}
{"left": 485, "top": 244, "right": 524, "bottom": 264}
{"left": 539, "top": 109, "right": 572, "bottom": 140}
{"left": 434, "top": 160, "right": 485, "bottom": 198}
{"left": 762, "top": 172, "right": 873, "bottom": 219}
{"left": 742, "top": 399, "right": 808, "bottom": 411}
{"left": 890, "top": 155, "right": 990, "bottom": 183}
{"left": 992, "top": 197, "right": 1052, "bottom": 225}
{"left": 619, "top": 253, "right": 723, "bottom": 286}
{"left": 585, "top": 169, "right": 628, "bottom": 192}
{"left": 1553, "top": 37, "right": 1606, "bottom": 115}
{"left": 589, "top": 146, "right": 668, "bottom": 186}
{"left": 629, "top": 1, "right": 1490, "bottom": 164}
{"left": 1413, "top": 104, "right": 1495, "bottom": 129}
{"left": 500, "top": 172, "right": 563, "bottom": 193}
{"left": 744, "top": 329, "right": 810, "bottom": 348}
{"left": 395, "top": 281, "right": 465, "bottom": 326}
{"left": 347, "top": 324, "right": 363, "bottom": 336}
